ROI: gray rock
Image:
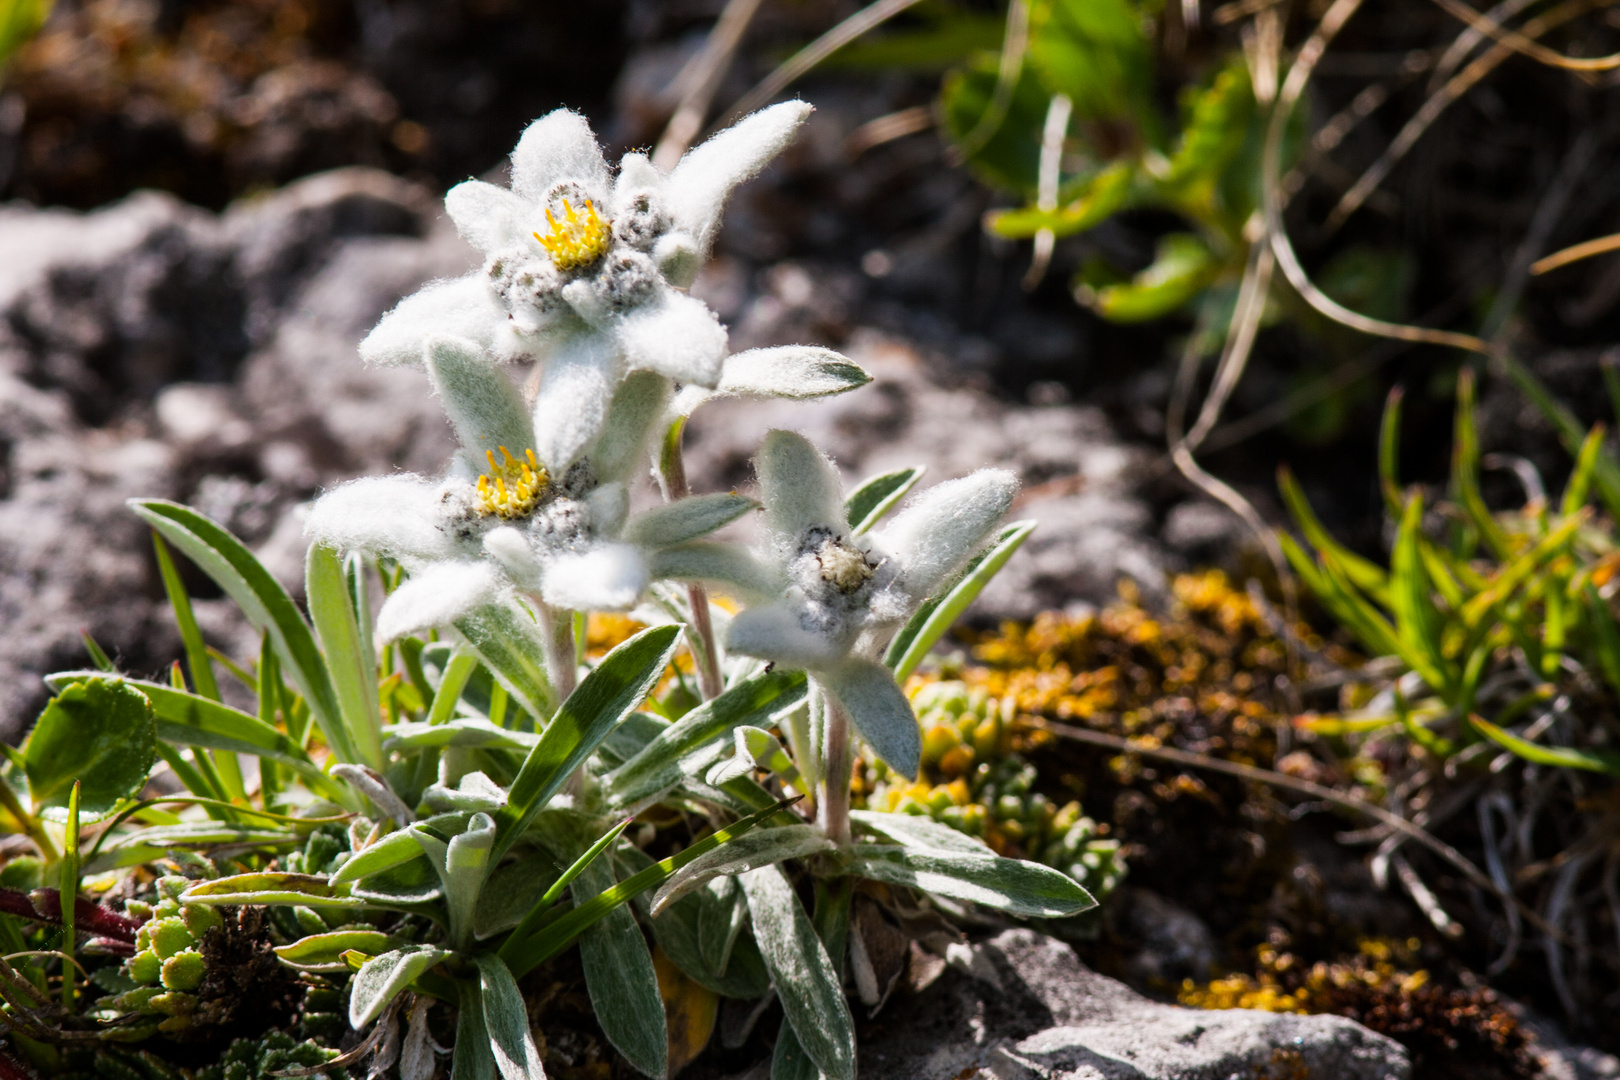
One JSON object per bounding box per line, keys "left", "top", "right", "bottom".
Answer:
{"left": 0, "top": 169, "right": 461, "bottom": 736}
{"left": 857, "top": 929, "right": 1410, "bottom": 1080}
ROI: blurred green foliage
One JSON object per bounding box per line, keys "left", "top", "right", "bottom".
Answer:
{"left": 0, "top": 0, "right": 49, "bottom": 74}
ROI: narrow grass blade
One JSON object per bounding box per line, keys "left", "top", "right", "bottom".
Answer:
{"left": 308, "top": 543, "right": 384, "bottom": 769}
{"left": 1470, "top": 716, "right": 1620, "bottom": 776}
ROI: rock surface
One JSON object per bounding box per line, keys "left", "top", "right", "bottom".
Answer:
{"left": 0, "top": 167, "right": 1233, "bottom": 737}
{"left": 855, "top": 929, "right": 1411, "bottom": 1080}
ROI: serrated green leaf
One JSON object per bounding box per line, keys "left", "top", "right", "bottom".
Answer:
{"left": 24, "top": 679, "right": 155, "bottom": 819}
{"left": 1079, "top": 233, "right": 1218, "bottom": 322}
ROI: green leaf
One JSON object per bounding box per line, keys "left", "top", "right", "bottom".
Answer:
{"left": 410, "top": 813, "right": 496, "bottom": 950}
{"left": 1078, "top": 233, "right": 1219, "bottom": 323}
{"left": 181, "top": 873, "right": 368, "bottom": 909}
{"left": 1451, "top": 370, "right": 1514, "bottom": 560}
{"left": 605, "top": 668, "right": 808, "bottom": 810}
{"left": 986, "top": 161, "right": 1134, "bottom": 239}
{"left": 84, "top": 821, "right": 301, "bottom": 873}
{"left": 741, "top": 864, "right": 855, "bottom": 1080}
{"left": 59, "top": 779, "right": 79, "bottom": 1008}
{"left": 940, "top": 53, "right": 1054, "bottom": 195}
{"left": 652, "top": 824, "right": 834, "bottom": 914}
{"left": 1470, "top": 716, "right": 1620, "bottom": 776}
{"left": 888, "top": 522, "right": 1035, "bottom": 680}
{"left": 1561, "top": 424, "right": 1606, "bottom": 517}
{"left": 350, "top": 945, "right": 450, "bottom": 1027}
{"left": 573, "top": 841, "right": 667, "bottom": 1079}
{"left": 1390, "top": 494, "right": 1453, "bottom": 695}
{"left": 490, "top": 625, "right": 680, "bottom": 866}
{"left": 274, "top": 930, "right": 397, "bottom": 972}
{"left": 128, "top": 500, "right": 353, "bottom": 764}
{"left": 330, "top": 814, "right": 472, "bottom": 886}
{"left": 475, "top": 955, "right": 546, "bottom": 1079}
{"left": 844, "top": 467, "right": 925, "bottom": 535}
{"left": 1496, "top": 352, "right": 1620, "bottom": 522}
{"left": 1025, "top": 0, "right": 1153, "bottom": 124}
{"left": 1583, "top": 584, "right": 1620, "bottom": 697}
{"left": 47, "top": 673, "right": 346, "bottom": 805}
{"left": 847, "top": 845, "right": 1096, "bottom": 919}
{"left": 1379, "top": 387, "right": 1405, "bottom": 517}
{"left": 385, "top": 719, "right": 539, "bottom": 754}
{"left": 501, "top": 819, "right": 629, "bottom": 947}
{"left": 499, "top": 801, "right": 787, "bottom": 979}
{"left": 849, "top": 809, "right": 993, "bottom": 854}
{"left": 152, "top": 532, "right": 222, "bottom": 706}
{"left": 24, "top": 678, "right": 155, "bottom": 819}
{"left": 454, "top": 602, "right": 556, "bottom": 723}
{"left": 1277, "top": 467, "right": 1389, "bottom": 600}
{"left": 1162, "top": 59, "right": 1253, "bottom": 199}
{"left": 307, "top": 544, "right": 384, "bottom": 770}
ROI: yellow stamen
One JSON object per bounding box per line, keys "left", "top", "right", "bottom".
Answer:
{"left": 475, "top": 444, "right": 548, "bottom": 519}
{"left": 533, "top": 198, "right": 612, "bottom": 271}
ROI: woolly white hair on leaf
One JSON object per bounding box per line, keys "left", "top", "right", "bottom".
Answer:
{"left": 615, "top": 290, "right": 728, "bottom": 388}
{"left": 305, "top": 475, "right": 461, "bottom": 566}
{"left": 623, "top": 492, "right": 757, "bottom": 548}
{"left": 530, "top": 328, "right": 620, "bottom": 472}
{"left": 425, "top": 337, "right": 535, "bottom": 466}
{"left": 726, "top": 601, "right": 848, "bottom": 669}
{"left": 665, "top": 101, "right": 814, "bottom": 258}
{"left": 612, "top": 152, "right": 661, "bottom": 208}
{"left": 510, "top": 109, "right": 611, "bottom": 203}
{"left": 820, "top": 658, "right": 921, "bottom": 781}
{"left": 360, "top": 276, "right": 504, "bottom": 367}
{"left": 590, "top": 371, "right": 668, "bottom": 484}
{"left": 541, "top": 543, "right": 650, "bottom": 611}
{"left": 670, "top": 345, "right": 871, "bottom": 417}
{"left": 756, "top": 430, "right": 846, "bottom": 549}
{"left": 584, "top": 482, "right": 630, "bottom": 538}
{"left": 444, "top": 179, "right": 529, "bottom": 255}
{"left": 376, "top": 561, "right": 502, "bottom": 643}
{"left": 878, "top": 469, "right": 1017, "bottom": 600}
{"left": 648, "top": 542, "right": 780, "bottom": 601}
{"left": 482, "top": 527, "right": 545, "bottom": 592}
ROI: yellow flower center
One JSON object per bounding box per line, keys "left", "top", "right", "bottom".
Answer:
{"left": 534, "top": 198, "right": 612, "bottom": 271}
{"left": 476, "top": 446, "right": 547, "bottom": 520}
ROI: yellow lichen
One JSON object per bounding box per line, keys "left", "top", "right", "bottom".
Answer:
{"left": 534, "top": 198, "right": 612, "bottom": 270}
{"left": 476, "top": 446, "right": 546, "bottom": 520}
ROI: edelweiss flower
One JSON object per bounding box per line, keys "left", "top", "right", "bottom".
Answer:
{"left": 305, "top": 337, "right": 753, "bottom": 643}
{"left": 360, "top": 101, "right": 813, "bottom": 471}
{"left": 662, "top": 430, "right": 1016, "bottom": 778}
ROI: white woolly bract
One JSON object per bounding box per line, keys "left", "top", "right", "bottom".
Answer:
{"left": 583, "top": 482, "right": 630, "bottom": 538}
{"left": 590, "top": 371, "right": 668, "bottom": 484}
{"left": 877, "top": 468, "right": 1018, "bottom": 601}
{"left": 670, "top": 345, "right": 871, "bottom": 416}
{"left": 509, "top": 108, "right": 610, "bottom": 203}
{"left": 647, "top": 542, "right": 781, "bottom": 601}
{"left": 482, "top": 527, "right": 545, "bottom": 592}
{"left": 530, "top": 329, "right": 621, "bottom": 472}
{"left": 623, "top": 492, "right": 756, "bottom": 548}
{"left": 359, "top": 276, "right": 503, "bottom": 367}
{"left": 613, "top": 290, "right": 728, "bottom": 388}
{"left": 665, "top": 101, "right": 814, "bottom": 257}
{"left": 726, "top": 601, "right": 848, "bottom": 668}
{"left": 425, "top": 337, "right": 535, "bottom": 466}
{"left": 376, "top": 561, "right": 502, "bottom": 643}
{"left": 304, "top": 475, "right": 464, "bottom": 566}
{"left": 444, "top": 179, "right": 529, "bottom": 255}
{"left": 541, "top": 543, "right": 650, "bottom": 611}
{"left": 820, "top": 658, "right": 922, "bottom": 781}
{"left": 755, "top": 430, "right": 845, "bottom": 551}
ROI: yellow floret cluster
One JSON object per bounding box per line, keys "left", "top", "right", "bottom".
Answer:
{"left": 476, "top": 446, "right": 547, "bottom": 520}
{"left": 534, "top": 198, "right": 612, "bottom": 271}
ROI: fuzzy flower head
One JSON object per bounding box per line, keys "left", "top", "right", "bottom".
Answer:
{"left": 305, "top": 337, "right": 754, "bottom": 643}
{"left": 360, "top": 101, "right": 814, "bottom": 472}
{"left": 689, "top": 430, "right": 1017, "bottom": 778}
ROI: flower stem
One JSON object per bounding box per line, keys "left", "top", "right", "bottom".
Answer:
{"left": 658, "top": 417, "right": 724, "bottom": 700}
{"left": 818, "top": 695, "right": 854, "bottom": 847}
{"left": 545, "top": 606, "right": 579, "bottom": 702}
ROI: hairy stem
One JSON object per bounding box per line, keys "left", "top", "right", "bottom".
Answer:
{"left": 545, "top": 605, "right": 579, "bottom": 703}
{"left": 818, "top": 694, "right": 854, "bottom": 847}
{"left": 658, "top": 418, "right": 724, "bottom": 699}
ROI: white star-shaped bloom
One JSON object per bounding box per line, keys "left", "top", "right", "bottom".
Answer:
{"left": 658, "top": 430, "right": 1016, "bottom": 778}
{"left": 305, "top": 337, "right": 755, "bottom": 643}
{"left": 359, "top": 101, "right": 813, "bottom": 473}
